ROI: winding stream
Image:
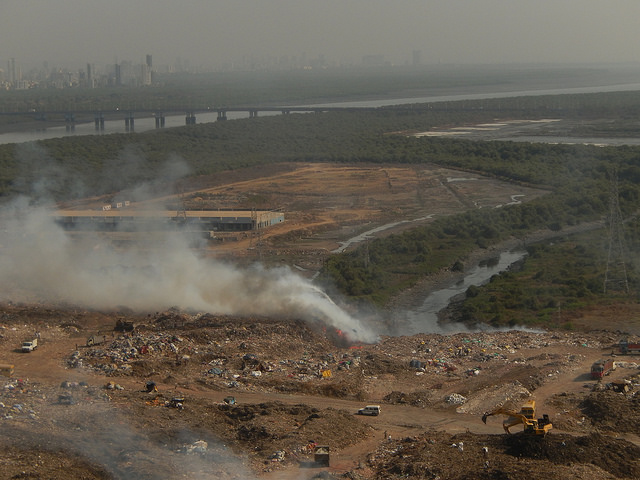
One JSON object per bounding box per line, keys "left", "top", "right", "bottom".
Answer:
{"left": 401, "top": 250, "right": 527, "bottom": 335}
{"left": 331, "top": 215, "right": 434, "bottom": 254}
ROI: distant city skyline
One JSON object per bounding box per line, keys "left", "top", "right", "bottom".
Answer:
{"left": 1, "top": 50, "right": 398, "bottom": 90}
{"left": 3, "top": 49, "right": 393, "bottom": 77}
{"left": 2, "top": 1, "right": 640, "bottom": 74}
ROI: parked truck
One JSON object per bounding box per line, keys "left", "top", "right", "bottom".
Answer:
{"left": 591, "top": 358, "right": 615, "bottom": 379}
{"left": 86, "top": 335, "right": 106, "bottom": 347}
{"left": 21, "top": 338, "right": 38, "bottom": 353}
{"left": 618, "top": 338, "right": 640, "bottom": 355}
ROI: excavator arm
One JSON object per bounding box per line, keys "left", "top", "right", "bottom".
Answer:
{"left": 482, "top": 408, "right": 527, "bottom": 434}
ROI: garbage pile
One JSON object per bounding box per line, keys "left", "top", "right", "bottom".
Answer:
{"left": 1, "top": 378, "right": 39, "bottom": 421}
{"left": 69, "top": 332, "right": 198, "bottom": 376}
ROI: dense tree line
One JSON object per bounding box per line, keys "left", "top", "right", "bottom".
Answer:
{"left": 4, "top": 97, "right": 640, "bottom": 201}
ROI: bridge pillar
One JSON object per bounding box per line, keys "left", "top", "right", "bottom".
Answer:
{"left": 125, "top": 113, "right": 134, "bottom": 132}
{"left": 65, "top": 113, "right": 75, "bottom": 132}
{"left": 217, "top": 110, "right": 227, "bottom": 121}
{"left": 94, "top": 113, "right": 105, "bottom": 131}
{"left": 155, "top": 112, "right": 165, "bottom": 128}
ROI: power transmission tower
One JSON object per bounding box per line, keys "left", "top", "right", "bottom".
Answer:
{"left": 603, "top": 171, "right": 629, "bottom": 294}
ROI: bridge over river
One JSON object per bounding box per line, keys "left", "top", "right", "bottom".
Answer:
{"left": 0, "top": 104, "right": 413, "bottom": 133}
{"left": 6, "top": 80, "right": 640, "bottom": 140}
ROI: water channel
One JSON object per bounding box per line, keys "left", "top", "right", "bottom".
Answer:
{"left": 401, "top": 250, "right": 527, "bottom": 335}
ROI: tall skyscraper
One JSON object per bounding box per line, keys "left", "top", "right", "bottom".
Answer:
{"left": 9, "top": 58, "right": 17, "bottom": 85}
{"left": 86, "top": 63, "right": 93, "bottom": 88}
{"left": 143, "top": 54, "right": 153, "bottom": 85}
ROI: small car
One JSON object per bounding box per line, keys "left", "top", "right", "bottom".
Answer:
{"left": 358, "top": 405, "right": 381, "bottom": 416}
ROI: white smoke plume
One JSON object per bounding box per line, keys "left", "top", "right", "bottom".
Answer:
{"left": 0, "top": 199, "right": 379, "bottom": 343}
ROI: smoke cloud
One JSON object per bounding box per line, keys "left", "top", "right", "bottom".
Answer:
{"left": 0, "top": 146, "right": 384, "bottom": 343}
{"left": 1, "top": 146, "right": 527, "bottom": 344}
{"left": 0, "top": 198, "right": 379, "bottom": 343}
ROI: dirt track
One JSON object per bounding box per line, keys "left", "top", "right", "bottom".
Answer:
{"left": 1, "top": 305, "right": 639, "bottom": 479}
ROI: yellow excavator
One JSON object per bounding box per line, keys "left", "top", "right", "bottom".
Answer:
{"left": 482, "top": 400, "right": 552, "bottom": 436}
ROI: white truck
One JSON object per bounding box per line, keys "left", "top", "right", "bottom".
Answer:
{"left": 21, "top": 338, "right": 38, "bottom": 353}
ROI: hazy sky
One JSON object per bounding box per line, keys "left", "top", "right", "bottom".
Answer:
{"left": 2, "top": 0, "right": 640, "bottom": 70}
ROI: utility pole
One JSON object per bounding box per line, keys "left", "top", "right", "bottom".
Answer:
{"left": 603, "top": 170, "right": 629, "bottom": 294}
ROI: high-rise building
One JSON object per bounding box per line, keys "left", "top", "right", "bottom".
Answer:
{"left": 86, "top": 63, "right": 94, "bottom": 88}
{"left": 143, "top": 54, "right": 153, "bottom": 85}
{"left": 9, "top": 58, "right": 17, "bottom": 85}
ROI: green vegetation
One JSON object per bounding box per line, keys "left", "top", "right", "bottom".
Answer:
{"left": 3, "top": 78, "right": 640, "bottom": 328}
{"left": 456, "top": 236, "right": 637, "bottom": 329}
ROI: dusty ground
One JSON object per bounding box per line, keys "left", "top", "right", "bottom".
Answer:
{"left": 1, "top": 162, "right": 640, "bottom": 479}
{"left": 62, "top": 162, "right": 548, "bottom": 273}
{"left": 1, "top": 305, "right": 639, "bottom": 479}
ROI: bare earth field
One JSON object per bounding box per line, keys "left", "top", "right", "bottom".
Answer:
{"left": 2, "top": 162, "right": 640, "bottom": 479}
{"left": 69, "top": 162, "right": 548, "bottom": 272}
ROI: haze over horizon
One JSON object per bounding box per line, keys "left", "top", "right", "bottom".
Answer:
{"left": 2, "top": 1, "right": 640, "bottom": 72}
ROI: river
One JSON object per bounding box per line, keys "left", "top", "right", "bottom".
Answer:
{"left": 306, "top": 82, "right": 640, "bottom": 108}
{"left": 0, "top": 110, "right": 253, "bottom": 145}
{"left": 3, "top": 81, "right": 640, "bottom": 145}
{"left": 399, "top": 250, "right": 527, "bottom": 335}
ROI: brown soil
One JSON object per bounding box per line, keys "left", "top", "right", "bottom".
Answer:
{"left": 1, "top": 163, "right": 640, "bottom": 479}
{"left": 65, "top": 162, "right": 548, "bottom": 272}
{"left": 2, "top": 304, "right": 639, "bottom": 479}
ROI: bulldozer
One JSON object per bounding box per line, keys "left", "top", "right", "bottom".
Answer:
{"left": 482, "top": 400, "right": 552, "bottom": 436}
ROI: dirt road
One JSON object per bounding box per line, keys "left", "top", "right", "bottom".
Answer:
{"left": 5, "top": 312, "right": 638, "bottom": 479}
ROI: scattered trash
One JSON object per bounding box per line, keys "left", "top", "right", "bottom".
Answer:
{"left": 445, "top": 393, "right": 467, "bottom": 405}
{"left": 184, "top": 440, "right": 208, "bottom": 454}
{"left": 167, "top": 397, "right": 184, "bottom": 410}
{"left": 270, "top": 450, "right": 286, "bottom": 462}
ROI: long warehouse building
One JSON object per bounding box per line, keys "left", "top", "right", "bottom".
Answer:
{"left": 54, "top": 209, "right": 285, "bottom": 232}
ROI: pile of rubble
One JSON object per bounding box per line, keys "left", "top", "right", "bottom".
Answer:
{"left": 69, "top": 322, "right": 371, "bottom": 397}
{"left": 367, "top": 430, "right": 640, "bottom": 480}
{"left": 1, "top": 378, "right": 39, "bottom": 421}
{"left": 64, "top": 322, "right": 623, "bottom": 414}
{"left": 68, "top": 331, "right": 196, "bottom": 375}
